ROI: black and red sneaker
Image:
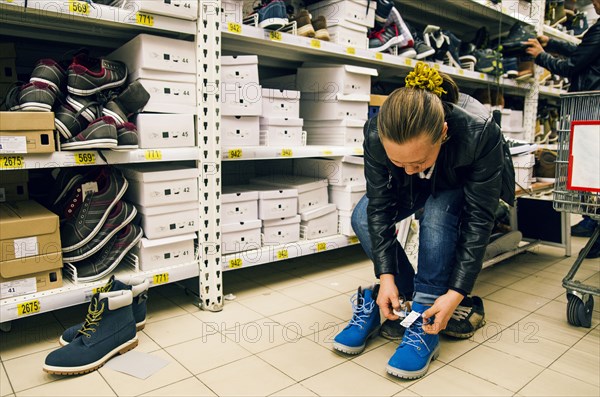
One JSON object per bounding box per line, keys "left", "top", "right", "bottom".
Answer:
{"left": 67, "top": 54, "right": 127, "bottom": 96}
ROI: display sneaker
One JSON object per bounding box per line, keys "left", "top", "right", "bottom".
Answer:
{"left": 101, "top": 81, "right": 151, "bottom": 125}
{"left": 67, "top": 54, "right": 127, "bottom": 96}
{"left": 443, "top": 30, "right": 463, "bottom": 67}
{"left": 572, "top": 217, "right": 598, "bottom": 238}
{"left": 312, "top": 15, "right": 330, "bottom": 41}
{"left": 387, "top": 7, "right": 413, "bottom": 46}
{"left": 503, "top": 57, "right": 519, "bottom": 78}
{"left": 441, "top": 296, "right": 486, "bottom": 339}
{"left": 29, "top": 58, "right": 67, "bottom": 92}
{"left": 501, "top": 22, "right": 536, "bottom": 54}
{"left": 406, "top": 22, "right": 434, "bottom": 60}
{"left": 256, "top": 0, "right": 288, "bottom": 29}
{"left": 369, "top": 24, "right": 405, "bottom": 52}
{"left": 374, "top": 0, "right": 394, "bottom": 30}
{"left": 43, "top": 290, "right": 138, "bottom": 375}
{"left": 61, "top": 116, "right": 118, "bottom": 150}
{"left": 292, "top": 9, "right": 315, "bottom": 38}
{"left": 62, "top": 201, "right": 137, "bottom": 260}
{"left": 423, "top": 25, "right": 449, "bottom": 62}
{"left": 333, "top": 285, "right": 381, "bottom": 355}
{"left": 386, "top": 302, "right": 440, "bottom": 380}
{"left": 546, "top": 0, "right": 567, "bottom": 27}
{"left": 54, "top": 102, "right": 90, "bottom": 140}
{"left": 473, "top": 49, "right": 501, "bottom": 75}
{"left": 59, "top": 275, "right": 149, "bottom": 346}
{"left": 72, "top": 224, "right": 143, "bottom": 282}
{"left": 515, "top": 57, "right": 534, "bottom": 82}
{"left": 14, "top": 81, "right": 58, "bottom": 111}
{"left": 66, "top": 95, "right": 103, "bottom": 123}
{"left": 59, "top": 167, "right": 128, "bottom": 251}
{"left": 113, "top": 122, "right": 139, "bottom": 151}
{"left": 49, "top": 167, "right": 90, "bottom": 214}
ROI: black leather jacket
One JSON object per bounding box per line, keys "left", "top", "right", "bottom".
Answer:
{"left": 364, "top": 102, "right": 514, "bottom": 295}
{"left": 535, "top": 20, "right": 600, "bottom": 92}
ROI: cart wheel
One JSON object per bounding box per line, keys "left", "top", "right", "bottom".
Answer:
{"left": 566, "top": 293, "right": 594, "bottom": 328}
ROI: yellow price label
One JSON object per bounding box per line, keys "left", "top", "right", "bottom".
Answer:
{"left": 353, "top": 148, "right": 363, "bottom": 155}
{"left": 270, "top": 31, "right": 282, "bottom": 41}
{"left": 310, "top": 39, "right": 321, "bottom": 49}
{"left": 153, "top": 273, "right": 169, "bottom": 285}
{"left": 277, "top": 249, "right": 289, "bottom": 260}
{"left": 74, "top": 152, "right": 96, "bottom": 165}
{"left": 92, "top": 284, "right": 111, "bottom": 294}
{"left": 404, "top": 58, "right": 413, "bottom": 66}
{"left": 228, "top": 22, "right": 242, "bottom": 34}
{"left": 136, "top": 12, "right": 154, "bottom": 27}
{"left": 229, "top": 258, "right": 243, "bottom": 269}
{"left": 17, "top": 300, "right": 40, "bottom": 316}
{"left": 316, "top": 242, "right": 327, "bottom": 252}
{"left": 145, "top": 149, "right": 162, "bottom": 160}
{"left": 348, "top": 236, "right": 359, "bottom": 244}
{"left": 69, "top": 0, "right": 90, "bottom": 15}
{"left": 479, "top": 73, "right": 486, "bottom": 79}
{"left": 0, "top": 155, "right": 24, "bottom": 169}
{"left": 346, "top": 47, "right": 356, "bottom": 55}
{"left": 228, "top": 148, "right": 243, "bottom": 159}
{"left": 280, "top": 148, "right": 293, "bottom": 157}
{"left": 458, "top": 69, "right": 465, "bottom": 75}
{"left": 322, "top": 150, "right": 333, "bottom": 155}
{"left": 375, "top": 52, "right": 383, "bottom": 60}
{"left": 433, "top": 63, "right": 440, "bottom": 70}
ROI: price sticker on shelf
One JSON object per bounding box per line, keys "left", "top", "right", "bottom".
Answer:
{"left": 69, "top": 0, "right": 90, "bottom": 15}
{"left": 277, "top": 249, "right": 289, "bottom": 260}
{"left": 228, "top": 148, "right": 243, "bottom": 159}
{"left": 228, "top": 22, "right": 242, "bottom": 34}
{"left": 0, "top": 155, "right": 24, "bottom": 169}
{"left": 479, "top": 73, "right": 486, "bottom": 80}
{"left": 153, "top": 273, "right": 169, "bottom": 285}
{"left": 270, "top": 31, "right": 282, "bottom": 41}
{"left": 404, "top": 58, "right": 413, "bottom": 66}
{"left": 375, "top": 52, "right": 383, "bottom": 60}
{"left": 433, "top": 63, "right": 440, "bottom": 70}
{"left": 321, "top": 150, "right": 333, "bottom": 155}
{"left": 17, "top": 300, "right": 40, "bottom": 316}
{"left": 316, "top": 242, "right": 327, "bottom": 252}
{"left": 346, "top": 47, "right": 356, "bottom": 55}
{"left": 348, "top": 236, "right": 359, "bottom": 244}
{"left": 136, "top": 12, "right": 155, "bottom": 27}
{"left": 74, "top": 152, "right": 96, "bottom": 165}
{"left": 310, "top": 39, "right": 321, "bottom": 49}
{"left": 457, "top": 69, "right": 465, "bottom": 75}
{"left": 145, "top": 149, "right": 162, "bottom": 161}
{"left": 353, "top": 148, "right": 363, "bottom": 155}
{"left": 92, "top": 284, "right": 112, "bottom": 294}
{"left": 229, "top": 258, "right": 243, "bottom": 269}
{"left": 280, "top": 148, "right": 293, "bottom": 157}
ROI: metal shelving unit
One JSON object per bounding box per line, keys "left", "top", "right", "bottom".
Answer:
{"left": 222, "top": 145, "right": 364, "bottom": 160}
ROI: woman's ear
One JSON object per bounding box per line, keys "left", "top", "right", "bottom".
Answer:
{"left": 441, "top": 122, "right": 449, "bottom": 142}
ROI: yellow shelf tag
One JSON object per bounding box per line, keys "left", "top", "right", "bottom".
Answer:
{"left": 375, "top": 52, "right": 383, "bottom": 60}
{"left": 316, "top": 242, "right": 327, "bottom": 252}
{"left": 270, "top": 31, "right": 282, "bottom": 41}
{"left": 153, "top": 273, "right": 169, "bottom": 285}
{"left": 353, "top": 148, "right": 363, "bottom": 155}
{"left": 0, "top": 155, "right": 24, "bottom": 169}
{"left": 277, "top": 249, "right": 289, "bottom": 260}
{"left": 458, "top": 69, "right": 465, "bottom": 75}
{"left": 145, "top": 149, "right": 162, "bottom": 161}
{"left": 346, "top": 47, "right": 356, "bottom": 55}
{"left": 433, "top": 63, "right": 440, "bottom": 70}
{"left": 405, "top": 58, "right": 413, "bottom": 66}
{"left": 280, "top": 148, "right": 293, "bottom": 157}
{"left": 310, "top": 39, "right": 321, "bottom": 49}
{"left": 17, "top": 300, "right": 40, "bottom": 316}
{"left": 92, "top": 284, "right": 111, "bottom": 294}
{"left": 229, "top": 258, "right": 243, "bottom": 269}
{"left": 69, "top": 0, "right": 90, "bottom": 15}
{"left": 228, "top": 22, "right": 242, "bottom": 34}
{"left": 479, "top": 73, "right": 486, "bottom": 79}
{"left": 228, "top": 148, "right": 243, "bottom": 159}
{"left": 74, "top": 152, "right": 96, "bottom": 165}
{"left": 322, "top": 150, "right": 333, "bottom": 155}
{"left": 348, "top": 236, "right": 359, "bottom": 244}
{"left": 136, "top": 12, "right": 154, "bottom": 27}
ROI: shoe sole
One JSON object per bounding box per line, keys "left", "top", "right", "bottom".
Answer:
{"left": 297, "top": 24, "right": 316, "bottom": 37}
{"left": 19, "top": 102, "right": 52, "bottom": 112}
{"left": 386, "top": 344, "right": 440, "bottom": 379}
{"left": 441, "top": 319, "right": 487, "bottom": 339}
{"left": 55, "top": 118, "right": 76, "bottom": 140}
{"left": 258, "top": 18, "right": 287, "bottom": 29}
{"left": 58, "top": 320, "right": 147, "bottom": 347}
{"left": 503, "top": 71, "right": 519, "bottom": 79}
{"left": 515, "top": 73, "right": 533, "bottom": 82}
{"left": 111, "top": 145, "right": 139, "bottom": 152}
{"left": 370, "top": 35, "right": 404, "bottom": 53}
{"left": 67, "top": 75, "right": 127, "bottom": 97}
{"left": 44, "top": 336, "right": 138, "bottom": 375}
{"left": 102, "top": 107, "right": 127, "bottom": 125}
{"left": 314, "top": 29, "right": 330, "bottom": 41}
{"left": 66, "top": 96, "right": 97, "bottom": 123}
{"left": 61, "top": 139, "right": 118, "bottom": 150}
{"left": 332, "top": 325, "right": 380, "bottom": 355}
{"left": 416, "top": 48, "right": 435, "bottom": 59}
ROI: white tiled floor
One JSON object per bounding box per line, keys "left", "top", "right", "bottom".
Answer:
{"left": 1, "top": 239, "right": 599, "bottom": 397}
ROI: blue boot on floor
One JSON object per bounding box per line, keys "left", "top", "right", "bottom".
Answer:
{"left": 333, "top": 286, "right": 381, "bottom": 355}
{"left": 386, "top": 302, "right": 440, "bottom": 379}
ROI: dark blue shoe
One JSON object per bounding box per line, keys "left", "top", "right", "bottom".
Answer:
{"left": 59, "top": 276, "right": 149, "bottom": 346}
{"left": 572, "top": 217, "right": 598, "bottom": 238}
{"left": 333, "top": 286, "right": 381, "bottom": 355}
{"left": 386, "top": 302, "right": 440, "bottom": 380}
{"left": 44, "top": 290, "right": 138, "bottom": 375}
{"left": 257, "top": 0, "right": 288, "bottom": 29}
{"left": 374, "top": 0, "right": 393, "bottom": 30}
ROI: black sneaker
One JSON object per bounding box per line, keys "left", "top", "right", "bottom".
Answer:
{"left": 67, "top": 54, "right": 127, "bottom": 96}
{"left": 442, "top": 296, "right": 486, "bottom": 339}
{"left": 30, "top": 59, "right": 67, "bottom": 92}
{"left": 54, "top": 102, "right": 90, "bottom": 140}
{"left": 114, "top": 122, "right": 139, "bottom": 151}
{"left": 406, "top": 22, "right": 435, "bottom": 60}
{"left": 423, "top": 25, "right": 449, "bottom": 62}
{"left": 501, "top": 22, "right": 536, "bottom": 54}
{"left": 102, "top": 81, "right": 151, "bottom": 124}
{"left": 66, "top": 95, "right": 102, "bottom": 123}
{"left": 374, "top": 0, "right": 394, "bottom": 30}
{"left": 61, "top": 116, "right": 118, "bottom": 150}
{"left": 16, "top": 81, "right": 58, "bottom": 112}
{"left": 380, "top": 319, "right": 406, "bottom": 340}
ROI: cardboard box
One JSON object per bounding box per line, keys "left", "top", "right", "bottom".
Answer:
{"left": 0, "top": 112, "right": 55, "bottom": 154}
{"left": 222, "top": 219, "right": 262, "bottom": 254}
{"left": 251, "top": 175, "right": 329, "bottom": 214}
{"left": 125, "top": 0, "right": 198, "bottom": 21}
{"left": 0, "top": 256, "right": 63, "bottom": 298}
{"left": 262, "top": 215, "right": 301, "bottom": 244}
{"left": 222, "top": 82, "right": 262, "bottom": 116}
{"left": 133, "top": 233, "right": 196, "bottom": 271}
{"left": 136, "top": 79, "right": 196, "bottom": 114}
{"left": 0, "top": 58, "right": 17, "bottom": 83}
{"left": 137, "top": 201, "right": 199, "bottom": 239}
{"left": 261, "top": 88, "right": 301, "bottom": 118}
{"left": 222, "top": 186, "right": 259, "bottom": 224}
{"left": 300, "top": 204, "right": 338, "bottom": 240}
{"left": 307, "top": 0, "right": 376, "bottom": 28}
{"left": 297, "top": 65, "right": 377, "bottom": 95}
{"left": 300, "top": 93, "right": 369, "bottom": 121}
{"left": 222, "top": 55, "right": 259, "bottom": 85}
{"left": 222, "top": 116, "right": 260, "bottom": 146}
{"left": 259, "top": 117, "right": 304, "bottom": 147}
{"left": 0, "top": 170, "right": 29, "bottom": 202}
{"left": 222, "top": 0, "right": 244, "bottom": 23}
{"left": 328, "top": 183, "right": 366, "bottom": 211}
{"left": 328, "top": 23, "right": 369, "bottom": 50}
{"left": 294, "top": 156, "right": 365, "bottom": 186}
{"left": 135, "top": 113, "right": 196, "bottom": 148}
{"left": 305, "top": 119, "right": 364, "bottom": 146}
{"left": 369, "top": 95, "right": 388, "bottom": 107}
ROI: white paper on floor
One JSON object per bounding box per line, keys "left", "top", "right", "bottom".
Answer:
{"left": 105, "top": 351, "right": 169, "bottom": 379}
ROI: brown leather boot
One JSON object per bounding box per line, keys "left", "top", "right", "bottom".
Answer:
{"left": 312, "top": 15, "right": 330, "bottom": 41}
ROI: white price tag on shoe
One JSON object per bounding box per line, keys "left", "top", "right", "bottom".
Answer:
{"left": 400, "top": 310, "right": 422, "bottom": 328}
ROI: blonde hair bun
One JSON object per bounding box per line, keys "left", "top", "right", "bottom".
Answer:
{"left": 405, "top": 62, "right": 447, "bottom": 97}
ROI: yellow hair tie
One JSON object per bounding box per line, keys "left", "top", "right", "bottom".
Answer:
{"left": 405, "top": 62, "right": 447, "bottom": 97}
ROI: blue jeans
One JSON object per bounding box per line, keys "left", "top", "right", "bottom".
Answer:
{"left": 351, "top": 189, "right": 463, "bottom": 305}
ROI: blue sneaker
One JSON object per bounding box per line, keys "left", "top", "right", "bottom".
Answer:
{"left": 256, "top": 0, "right": 288, "bottom": 30}
{"left": 386, "top": 302, "right": 440, "bottom": 379}
{"left": 333, "top": 286, "right": 381, "bottom": 355}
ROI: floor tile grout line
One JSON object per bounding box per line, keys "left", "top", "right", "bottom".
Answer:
{"left": 440, "top": 362, "right": 516, "bottom": 395}
{"left": 0, "top": 361, "right": 15, "bottom": 397}
{"left": 97, "top": 368, "right": 120, "bottom": 397}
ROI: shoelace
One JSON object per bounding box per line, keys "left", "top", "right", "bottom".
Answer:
{"left": 78, "top": 297, "right": 105, "bottom": 338}
{"left": 450, "top": 305, "right": 471, "bottom": 321}
{"left": 401, "top": 318, "right": 432, "bottom": 352}
{"left": 347, "top": 292, "right": 376, "bottom": 329}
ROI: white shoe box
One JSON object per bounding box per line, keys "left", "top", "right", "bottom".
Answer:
{"left": 300, "top": 204, "right": 338, "bottom": 240}
{"left": 259, "top": 117, "right": 304, "bottom": 146}
{"left": 328, "top": 183, "right": 366, "bottom": 211}
{"left": 134, "top": 113, "right": 195, "bottom": 148}
{"left": 222, "top": 219, "right": 262, "bottom": 253}
{"left": 137, "top": 201, "right": 199, "bottom": 239}
{"left": 133, "top": 233, "right": 196, "bottom": 271}
{"left": 307, "top": 0, "right": 376, "bottom": 28}
{"left": 252, "top": 185, "right": 299, "bottom": 220}
{"left": 513, "top": 153, "right": 535, "bottom": 190}
{"left": 305, "top": 119, "right": 364, "bottom": 146}
{"left": 222, "top": 82, "right": 262, "bottom": 116}
{"left": 328, "top": 23, "right": 369, "bottom": 50}
{"left": 108, "top": 34, "right": 195, "bottom": 82}
{"left": 294, "top": 156, "right": 365, "bottom": 186}
{"left": 125, "top": 0, "right": 198, "bottom": 20}
{"left": 338, "top": 209, "right": 355, "bottom": 236}
{"left": 501, "top": 108, "right": 524, "bottom": 130}
{"left": 137, "top": 79, "right": 196, "bottom": 114}
{"left": 221, "top": 0, "right": 244, "bottom": 23}
{"left": 297, "top": 65, "right": 377, "bottom": 95}
{"left": 251, "top": 175, "right": 329, "bottom": 215}
{"left": 262, "top": 215, "right": 301, "bottom": 244}
{"left": 222, "top": 186, "right": 259, "bottom": 224}
{"left": 222, "top": 116, "right": 260, "bottom": 146}
{"left": 222, "top": 55, "right": 259, "bottom": 84}
{"left": 120, "top": 164, "right": 198, "bottom": 207}
{"left": 300, "top": 93, "right": 369, "bottom": 121}
{"left": 261, "top": 88, "right": 301, "bottom": 118}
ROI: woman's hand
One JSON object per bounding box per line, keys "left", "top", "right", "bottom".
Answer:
{"left": 421, "top": 290, "right": 464, "bottom": 334}
{"left": 524, "top": 38, "right": 545, "bottom": 58}
{"left": 536, "top": 35, "right": 550, "bottom": 47}
{"left": 377, "top": 274, "right": 401, "bottom": 321}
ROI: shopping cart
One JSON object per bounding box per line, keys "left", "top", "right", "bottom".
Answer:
{"left": 553, "top": 91, "right": 600, "bottom": 328}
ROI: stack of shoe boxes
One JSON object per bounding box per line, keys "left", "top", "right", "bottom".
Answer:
{"left": 124, "top": 0, "right": 198, "bottom": 21}
{"left": 222, "top": 0, "right": 244, "bottom": 24}
{"left": 221, "top": 186, "right": 261, "bottom": 253}
{"left": 0, "top": 111, "right": 56, "bottom": 154}
{"left": 0, "top": 43, "right": 16, "bottom": 104}
{"left": 501, "top": 109, "right": 525, "bottom": 140}
{"left": 0, "top": 170, "right": 28, "bottom": 203}
{"left": 260, "top": 88, "right": 304, "bottom": 147}
{"left": 307, "top": 0, "right": 377, "bottom": 49}
{"left": 222, "top": 55, "right": 262, "bottom": 147}
{"left": 120, "top": 164, "right": 198, "bottom": 271}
